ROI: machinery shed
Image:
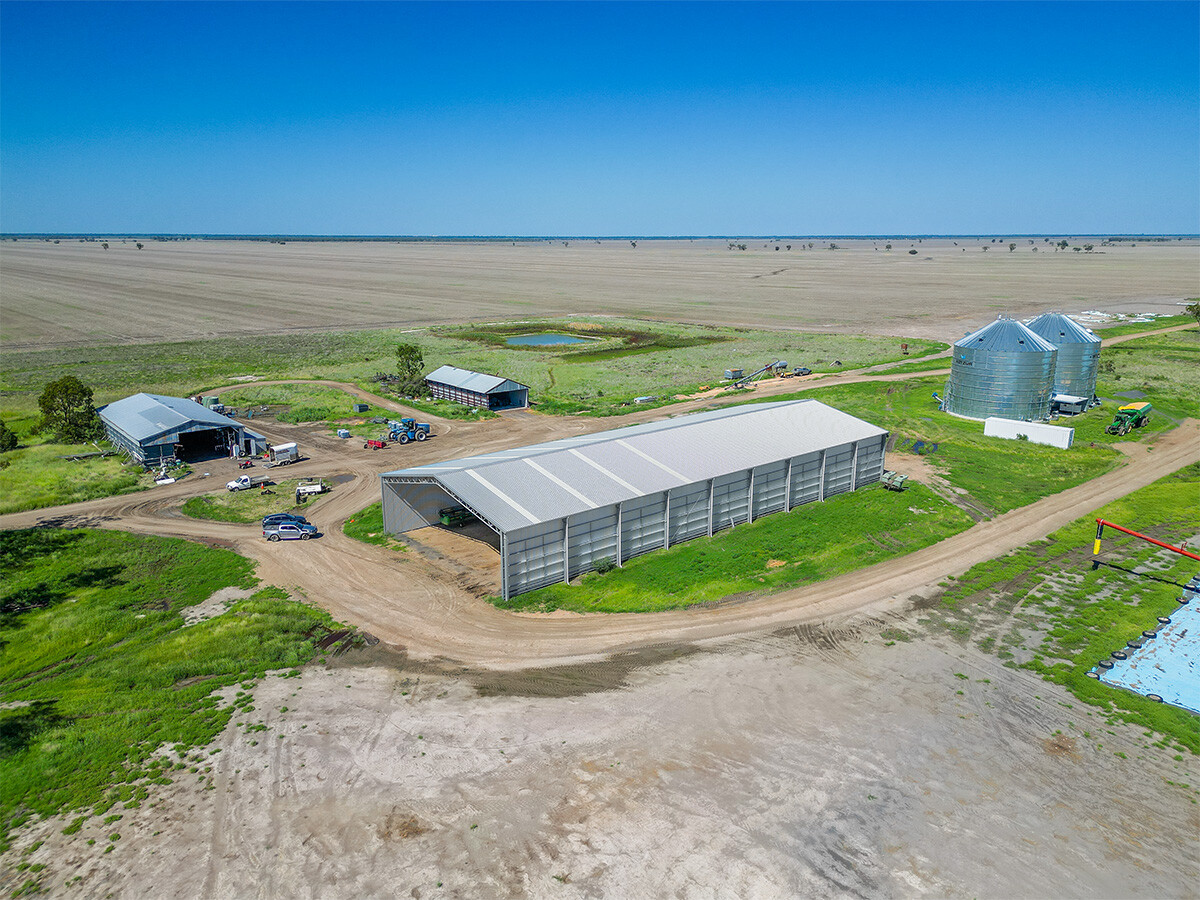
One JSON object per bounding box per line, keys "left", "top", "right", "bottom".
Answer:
{"left": 381, "top": 400, "right": 888, "bottom": 601}
{"left": 425, "top": 365, "right": 529, "bottom": 410}
{"left": 98, "top": 393, "right": 266, "bottom": 465}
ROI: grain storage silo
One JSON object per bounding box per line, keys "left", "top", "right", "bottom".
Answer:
{"left": 1025, "top": 312, "right": 1101, "bottom": 400}
{"left": 943, "top": 316, "right": 1057, "bottom": 421}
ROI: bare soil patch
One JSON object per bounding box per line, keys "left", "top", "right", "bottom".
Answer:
{"left": 2, "top": 239, "right": 1195, "bottom": 348}
{"left": 5, "top": 626, "right": 1195, "bottom": 899}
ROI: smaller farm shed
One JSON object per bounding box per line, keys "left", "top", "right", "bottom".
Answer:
{"left": 98, "top": 393, "right": 266, "bottom": 465}
{"left": 425, "top": 365, "right": 529, "bottom": 410}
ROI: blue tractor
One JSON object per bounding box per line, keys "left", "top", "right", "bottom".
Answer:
{"left": 388, "top": 417, "right": 431, "bottom": 444}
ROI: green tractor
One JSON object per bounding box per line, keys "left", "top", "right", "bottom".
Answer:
{"left": 1105, "top": 401, "right": 1152, "bottom": 436}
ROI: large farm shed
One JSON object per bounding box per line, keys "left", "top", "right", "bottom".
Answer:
{"left": 98, "top": 393, "right": 266, "bottom": 465}
{"left": 381, "top": 400, "right": 888, "bottom": 601}
{"left": 425, "top": 365, "right": 529, "bottom": 410}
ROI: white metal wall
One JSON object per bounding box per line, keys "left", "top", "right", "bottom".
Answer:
{"left": 620, "top": 492, "right": 666, "bottom": 562}
{"left": 497, "top": 440, "right": 887, "bottom": 599}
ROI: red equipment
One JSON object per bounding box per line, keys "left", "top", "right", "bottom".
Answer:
{"left": 1093, "top": 519, "right": 1200, "bottom": 561}
{"left": 364, "top": 439, "right": 387, "bottom": 450}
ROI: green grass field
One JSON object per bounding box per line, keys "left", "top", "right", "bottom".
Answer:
{"left": 922, "top": 462, "right": 1200, "bottom": 755}
{"left": 0, "top": 317, "right": 944, "bottom": 418}
{"left": 499, "top": 483, "right": 974, "bottom": 613}
{"left": 218, "top": 383, "right": 381, "bottom": 424}
{"left": 0, "top": 529, "right": 340, "bottom": 852}
{"left": 343, "top": 502, "right": 406, "bottom": 550}
{"left": 180, "top": 478, "right": 331, "bottom": 525}
{"left": 0, "top": 416, "right": 158, "bottom": 515}
{"left": 766, "top": 376, "right": 1122, "bottom": 515}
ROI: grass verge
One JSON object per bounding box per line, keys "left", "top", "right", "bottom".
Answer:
{"left": 765, "top": 376, "right": 1122, "bottom": 514}
{"left": 218, "top": 383, "right": 380, "bottom": 424}
{"left": 180, "top": 479, "right": 330, "bottom": 524}
{"left": 0, "top": 528, "right": 341, "bottom": 850}
{"left": 920, "top": 462, "right": 1200, "bottom": 754}
{"left": 343, "top": 502, "right": 406, "bottom": 550}
{"left": 499, "top": 483, "right": 974, "bottom": 613}
{"left": 0, "top": 421, "right": 154, "bottom": 515}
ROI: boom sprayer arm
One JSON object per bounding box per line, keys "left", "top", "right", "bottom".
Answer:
{"left": 1093, "top": 518, "right": 1200, "bottom": 561}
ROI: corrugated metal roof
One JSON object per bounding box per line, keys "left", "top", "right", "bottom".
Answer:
{"left": 1025, "top": 313, "right": 1101, "bottom": 346}
{"left": 98, "top": 393, "right": 241, "bottom": 443}
{"left": 954, "top": 317, "right": 1057, "bottom": 353}
{"left": 425, "top": 365, "right": 528, "bottom": 394}
{"left": 383, "top": 400, "right": 887, "bottom": 532}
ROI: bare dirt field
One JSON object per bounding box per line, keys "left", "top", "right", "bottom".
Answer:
{"left": 2, "top": 244, "right": 1198, "bottom": 897}
{"left": 1, "top": 238, "right": 1196, "bottom": 348}
{"left": 7, "top": 626, "right": 1197, "bottom": 899}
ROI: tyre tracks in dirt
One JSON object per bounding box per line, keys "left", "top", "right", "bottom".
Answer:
{"left": 1, "top": 356, "right": 1196, "bottom": 670}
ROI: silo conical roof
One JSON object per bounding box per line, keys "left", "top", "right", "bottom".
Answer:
{"left": 1025, "top": 312, "right": 1102, "bottom": 399}
{"left": 944, "top": 316, "right": 1058, "bottom": 420}
{"left": 1025, "top": 313, "right": 1100, "bottom": 346}
{"left": 953, "top": 316, "right": 1057, "bottom": 353}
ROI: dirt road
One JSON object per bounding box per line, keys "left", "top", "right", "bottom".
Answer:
{"left": 4, "top": 370, "right": 1196, "bottom": 668}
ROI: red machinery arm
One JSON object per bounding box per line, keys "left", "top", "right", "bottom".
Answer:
{"left": 1093, "top": 518, "right": 1200, "bottom": 561}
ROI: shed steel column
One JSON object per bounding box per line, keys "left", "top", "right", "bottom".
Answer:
{"left": 616, "top": 503, "right": 623, "bottom": 567}
{"left": 850, "top": 440, "right": 860, "bottom": 490}
{"left": 563, "top": 519, "right": 570, "bottom": 584}
{"left": 663, "top": 490, "right": 671, "bottom": 549}
{"left": 784, "top": 457, "right": 794, "bottom": 512}
{"left": 818, "top": 449, "right": 827, "bottom": 501}
{"left": 500, "top": 533, "right": 509, "bottom": 601}
{"left": 708, "top": 479, "right": 715, "bottom": 536}
{"left": 747, "top": 469, "right": 756, "bottom": 523}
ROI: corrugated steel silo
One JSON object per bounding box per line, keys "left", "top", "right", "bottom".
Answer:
{"left": 1025, "top": 313, "right": 1101, "bottom": 399}
{"left": 943, "top": 317, "right": 1057, "bottom": 421}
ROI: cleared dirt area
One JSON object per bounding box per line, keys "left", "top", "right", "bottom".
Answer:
{"left": 2, "top": 377, "right": 1196, "bottom": 669}
{"left": 7, "top": 627, "right": 1196, "bottom": 899}
{"left": 2, "top": 238, "right": 1196, "bottom": 348}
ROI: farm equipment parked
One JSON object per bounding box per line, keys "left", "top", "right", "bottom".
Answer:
{"left": 439, "top": 505, "right": 476, "bottom": 527}
{"left": 265, "top": 442, "right": 300, "bottom": 466}
{"left": 364, "top": 438, "right": 388, "bottom": 450}
{"left": 388, "top": 418, "right": 431, "bottom": 444}
{"left": 1105, "top": 402, "right": 1152, "bottom": 436}
{"left": 227, "top": 473, "right": 271, "bottom": 492}
{"left": 294, "top": 479, "right": 328, "bottom": 504}
{"left": 880, "top": 471, "right": 909, "bottom": 491}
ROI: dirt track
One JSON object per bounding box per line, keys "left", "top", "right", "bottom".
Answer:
{"left": 4, "top": 367, "right": 1196, "bottom": 669}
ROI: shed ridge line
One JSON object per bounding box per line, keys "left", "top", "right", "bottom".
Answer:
{"left": 524, "top": 458, "right": 597, "bottom": 508}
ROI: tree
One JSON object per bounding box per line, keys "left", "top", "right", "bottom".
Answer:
{"left": 38, "top": 376, "right": 103, "bottom": 443}
{"left": 885, "top": 243, "right": 892, "bottom": 251}
{"left": 395, "top": 343, "right": 424, "bottom": 382}
{"left": 1186, "top": 301, "right": 1200, "bottom": 324}
{"left": 101, "top": 242, "right": 109, "bottom": 250}
{"left": 0, "top": 421, "right": 17, "bottom": 452}
{"left": 135, "top": 242, "right": 144, "bottom": 250}
{"left": 1009, "top": 243, "right": 1016, "bottom": 252}
{"left": 908, "top": 249, "right": 918, "bottom": 255}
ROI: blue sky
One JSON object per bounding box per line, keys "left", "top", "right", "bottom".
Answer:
{"left": 2, "top": 1, "right": 1196, "bottom": 235}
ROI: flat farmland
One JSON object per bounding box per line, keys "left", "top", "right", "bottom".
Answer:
{"left": 2, "top": 238, "right": 1196, "bottom": 349}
